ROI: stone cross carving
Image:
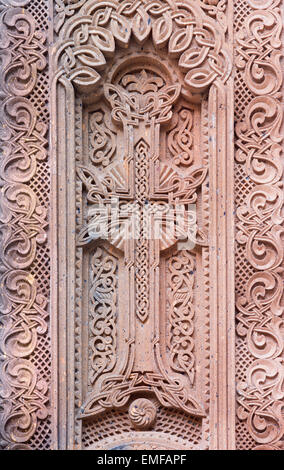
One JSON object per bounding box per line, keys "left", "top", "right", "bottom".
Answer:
{"left": 77, "top": 68, "right": 207, "bottom": 419}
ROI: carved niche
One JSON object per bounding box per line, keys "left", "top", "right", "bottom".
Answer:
{"left": 49, "top": 0, "right": 235, "bottom": 450}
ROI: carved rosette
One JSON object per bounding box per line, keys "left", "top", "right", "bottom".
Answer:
{"left": 235, "top": 0, "right": 284, "bottom": 449}
{"left": 128, "top": 398, "right": 157, "bottom": 430}
{"left": 0, "top": 0, "right": 49, "bottom": 448}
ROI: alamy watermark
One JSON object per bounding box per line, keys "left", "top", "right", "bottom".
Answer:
{"left": 87, "top": 197, "right": 198, "bottom": 250}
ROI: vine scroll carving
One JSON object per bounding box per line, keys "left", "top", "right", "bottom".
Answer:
{"left": 235, "top": 0, "right": 284, "bottom": 450}
{"left": 0, "top": 0, "right": 50, "bottom": 450}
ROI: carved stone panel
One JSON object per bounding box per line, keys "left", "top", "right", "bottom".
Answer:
{"left": 0, "top": 0, "right": 283, "bottom": 452}
{"left": 51, "top": 0, "right": 234, "bottom": 450}
{"left": 234, "top": 0, "right": 284, "bottom": 450}
{"left": 76, "top": 58, "right": 209, "bottom": 448}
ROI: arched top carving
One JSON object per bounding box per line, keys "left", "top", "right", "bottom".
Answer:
{"left": 53, "top": 0, "right": 232, "bottom": 97}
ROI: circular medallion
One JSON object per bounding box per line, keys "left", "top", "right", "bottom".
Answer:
{"left": 128, "top": 398, "right": 157, "bottom": 430}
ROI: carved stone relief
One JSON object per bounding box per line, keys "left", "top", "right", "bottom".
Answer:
{"left": 0, "top": 0, "right": 283, "bottom": 452}
{"left": 0, "top": 0, "right": 51, "bottom": 450}
{"left": 76, "top": 46, "right": 209, "bottom": 448}
{"left": 234, "top": 0, "right": 284, "bottom": 450}
{"left": 51, "top": 0, "right": 235, "bottom": 450}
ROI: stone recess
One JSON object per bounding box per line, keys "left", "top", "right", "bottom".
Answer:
{"left": 0, "top": 0, "right": 283, "bottom": 451}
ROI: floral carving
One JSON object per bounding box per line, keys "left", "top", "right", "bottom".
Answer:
{"left": 0, "top": 184, "right": 47, "bottom": 270}
{"left": 236, "top": 271, "right": 284, "bottom": 356}
{"left": 0, "top": 97, "right": 47, "bottom": 185}
{"left": 236, "top": 185, "right": 284, "bottom": 271}
{"left": 200, "top": 0, "right": 227, "bottom": 31}
{"left": 0, "top": 359, "right": 48, "bottom": 443}
{"left": 54, "top": 0, "right": 88, "bottom": 33}
{"left": 89, "top": 110, "right": 116, "bottom": 167}
{"left": 235, "top": 0, "right": 284, "bottom": 450}
{"left": 77, "top": 62, "right": 206, "bottom": 421}
{"left": 0, "top": 2, "right": 49, "bottom": 448}
{"left": 168, "top": 108, "right": 193, "bottom": 167}
{"left": 80, "top": 372, "right": 205, "bottom": 419}
{"left": 235, "top": 97, "right": 282, "bottom": 186}
{"left": 89, "top": 247, "right": 117, "bottom": 385}
{"left": 2, "top": 0, "right": 276, "bottom": 452}
{"left": 236, "top": 8, "right": 282, "bottom": 96}
{"left": 0, "top": 9, "right": 46, "bottom": 97}
{"left": 237, "top": 359, "right": 284, "bottom": 445}
{"left": 53, "top": 3, "right": 231, "bottom": 442}
{"left": 128, "top": 398, "right": 157, "bottom": 430}
{"left": 50, "top": 0, "right": 252, "bottom": 450}
{"left": 168, "top": 250, "right": 195, "bottom": 384}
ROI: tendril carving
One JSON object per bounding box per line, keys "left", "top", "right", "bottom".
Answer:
{"left": 235, "top": 1, "right": 284, "bottom": 450}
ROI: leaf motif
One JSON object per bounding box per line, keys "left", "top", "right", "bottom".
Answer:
{"left": 104, "top": 83, "right": 138, "bottom": 114}
{"left": 185, "top": 68, "right": 218, "bottom": 92}
{"left": 185, "top": 167, "right": 208, "bottom": 189}
{"left": 132, "top": 9, "right": 151, "bottom": 45}
{"left": 73, "top": 45, "right": 106, "bottom": 69}
{"left": 69, "top": 67, "right": 101, "bottom": 93}
{"left": 76, "top": 224, "right": 94, "bottom": 246}
{"left": 90, "top": 26, "right": 115, "bottom": 56}
{"left": 168, "top": 25, "right": 193, "bottom": 58}
{"left": 110, "top": 13, "right": 131, "bottom": 48}
{"left": 152, "top": 13, "right": 172, "bottom": 49}
{"left": 76, "top": 165, "right": 105, "bottom": 195}
{"left": 179, "top": 46, "right": 210, "bottom": 71}
{"left": 156, "top": 84, "right": 181, "bottom": 109}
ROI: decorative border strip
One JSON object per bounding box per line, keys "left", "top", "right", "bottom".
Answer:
{"left": 0, "top": 0, "right": 49, "bottom": 449}
{"left": 54, "top": 0, "right": 228, "bottom": 35}
{"left": 235, "top": 0, "right": 284, "bottom": 450}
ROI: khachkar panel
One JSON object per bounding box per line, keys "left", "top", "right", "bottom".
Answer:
{"left": 0, "top": 0, "right": 51, "bottom": 450}
{"left": 52, "top": 0, "right": 234, "bottom": 450}
{"left": 76, "top": 60, "right": 209, "bottom": 450}
{"left": 234, "top": 0, "right": 284, "bottom": 450}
